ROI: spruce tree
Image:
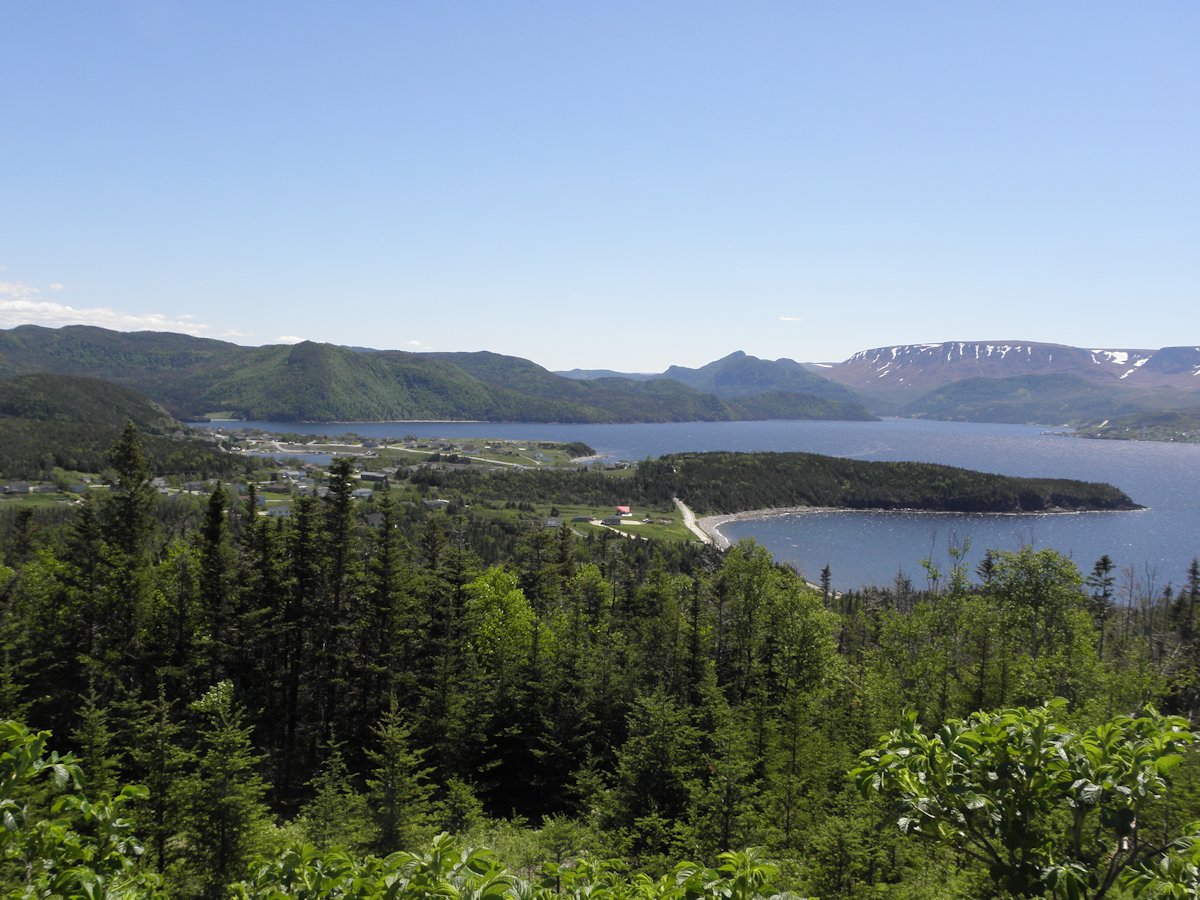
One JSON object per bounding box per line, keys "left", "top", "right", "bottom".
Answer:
{"left": 176, "top": 680, "right": 270, "bottom": 899}
{"left": 365, "top": 695, "right": 435, "bottom": 854}
{"left": 199, "top": 485, "right": 233, "bottom": 681}
{"left": 68, "top": 684, "right": 122, "bottom": 800}
{"left": 297, "top": 736, "right": 373, "bottom": 853}
{"left": 127, "top": 684, "right": 187, "bottom": 875}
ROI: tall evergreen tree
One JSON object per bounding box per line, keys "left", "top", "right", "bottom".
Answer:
{"left": 104, "top": 421, "right": 156, "bottom": 559}
{"left": 199, "top": 485, "right": 233, "bottom": 681}
{"left": 126, "top": 684, "right": 187, "bottom": 876}
{"left": 365, "top": 696, "right": 435, "bottom": 854}
{"left": 176, "top": 680, "right": 270, "bottom": 899}
{"left": 1088, "top": 554, "right": 1116, "bottom": 659}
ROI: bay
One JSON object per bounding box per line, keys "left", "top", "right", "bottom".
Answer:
{"left": 203, "top": 419, "right": 1200, "bottom": 591}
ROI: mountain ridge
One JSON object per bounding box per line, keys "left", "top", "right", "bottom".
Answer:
{"left": 2, "top": 326, "right": 1196, "bottom": 428}
{"left": 810, "top": 340, "right": 1200, "bottom": 397}
{"left": 0, "top": 326, "right": 875, "bottom": 424}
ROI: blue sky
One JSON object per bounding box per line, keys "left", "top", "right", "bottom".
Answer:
{"left": 2, "top": 3, "right": 1196, "bottom": 371}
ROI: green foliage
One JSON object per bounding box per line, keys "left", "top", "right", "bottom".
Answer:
{"left": 3, "top": 419, "right": 1199, "bottom": 898}
{"left": 0, "top": 418, "right": 245, "bottom": 480}
{"left": 902, "top": 374, "right": 1141, "bottom": 425}
{"left": 364, "top": 698, "right": 436, "bottom": 854}
{"left": 0, "top": 719, "right": 163, "bottom": 897}
{"left": 233, "top": 832, "right": 802, "bottom": 899}
{"left": 0, "top": 375, "right": 245, "bottom": 480}
{"left": 465, "top": 567, "right": 539, "bottom": 681}
{"left": 417, "top": 450, "right": 1136, "bottom": 520}
{"left": 1121, "top": 826, "right": 1200, "bottom": 896}
{"left": 174, "top": 680, "right": 271, "bottom": 898}
{"left": 853, "top": 700, "right": 1198, "bottom": 898}
{"left": 1076, "top": 409, "right": 1200, "bottom": 443}
{"left": 297, "top": 740, "right": 374, "bottom": 853}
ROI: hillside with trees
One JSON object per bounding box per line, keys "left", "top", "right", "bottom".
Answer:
{"left": 0, "top": 325, "right": 875, "bottom": 424}
{"left": 0, "top": 374, "right": 247, "bottom": 480}
{"left": 1, "top": 426, "right": 1197, "bottom": 897}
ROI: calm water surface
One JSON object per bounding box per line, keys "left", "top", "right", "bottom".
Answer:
{"left": 207, "top": 419, "right": 1200, "bottom": 590}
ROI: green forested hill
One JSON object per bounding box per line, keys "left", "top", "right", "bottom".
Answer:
{"left": 661, "top": 350, "right": 866, "bottom": 404}
{"left": 0, "top": 372, "right": 178, "bottom": 431}
{"left": 0, "top": 325, "right": 875, "bottom": 423}
{"left": 901, "top": 374, "right": 1146, "bottom": 424}
{"left": 722, "top": 390, "right": 874, "bottom": 420}
{"left": 1074, "top": 408, "right": 1200, "bottom": 442}
{"left": 0, "top": 373, "right": 245, "bottom": 479}
{"left": 0, "top": 324, "right": 247, "bottom": 412}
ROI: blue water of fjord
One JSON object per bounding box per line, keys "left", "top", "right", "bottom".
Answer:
{"left": 210, "top": 418, "right": 1200, "bottom": 591}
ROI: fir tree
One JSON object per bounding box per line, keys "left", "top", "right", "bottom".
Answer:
{"left": 297, "top": 735, "right": 373, "bottom": 853}
{"left": 365, "top": 696, "right": 435, "bottom": 854}
{"left": 176, "top": 680, "right": 270, "bottom": 899}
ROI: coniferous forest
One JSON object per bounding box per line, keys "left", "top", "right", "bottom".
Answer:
{"left": 4, "top": 426, "right": 1200, "bottom": 898}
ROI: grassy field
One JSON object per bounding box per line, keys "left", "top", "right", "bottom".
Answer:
{"left": 466, "top": 500, "right": 696, "bottom": 544}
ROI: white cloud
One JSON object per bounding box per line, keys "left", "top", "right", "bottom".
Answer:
{"left": 778, "top": 316, "right": 803, "bottom": 322}
{"left": 48, "top": 282, "right": 65, "bottom": 291}
{"left": 0, "top": 280, "right": 224, "bottom": 337}
{"left": 0, "top": 282, "right": 39, "bottom": 301}
{"left": 405, "top": 339, "right": 433, "bottom": 351}
{"left": 275, "top": 335, "right": 305, "bottom": 344}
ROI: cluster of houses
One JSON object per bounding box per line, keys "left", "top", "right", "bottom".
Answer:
{"left": 546, "top": 505, "right": 642, "bottom": 529}
{"left": 4, "top": 479, "right": 93, "bottom": 496}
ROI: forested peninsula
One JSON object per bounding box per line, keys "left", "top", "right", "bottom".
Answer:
{"left": 419, "top": 450, "right": 1140, "bottom": 515}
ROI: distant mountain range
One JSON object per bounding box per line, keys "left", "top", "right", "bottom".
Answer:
{"left": 806, "top": 341, "right": 1200, "bottom": 424}
{"left": 563, "top": 342, "right": 1200, "bottom": 427}
{"left": 0, "top": 326, "right": 873, "bottom": 424}
{"left": 1, "top": 326, "right": 1196, "bottom": 428}
{"left": 811, "top": 341, "right": 1200, "bottom": 395}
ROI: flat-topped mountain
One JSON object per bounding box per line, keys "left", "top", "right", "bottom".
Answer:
{"left": 810, "top": 341, "right": 1200, "bottom": 398}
